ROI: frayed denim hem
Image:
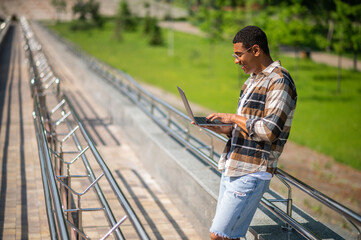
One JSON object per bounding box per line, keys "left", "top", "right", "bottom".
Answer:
{"left": 210, "top": 230, "right": 246, "bottom": 240}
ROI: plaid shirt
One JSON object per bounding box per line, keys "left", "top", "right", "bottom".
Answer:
{"left": 219, "top": 61, "right": 297, "bottom": 177}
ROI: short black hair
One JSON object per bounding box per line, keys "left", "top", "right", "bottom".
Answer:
{"left": 233, "top": 26, "right": 270, "bottom": 56}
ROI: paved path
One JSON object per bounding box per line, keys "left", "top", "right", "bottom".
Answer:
{"left": 0, "top": 23, "right": 50, "bottom": 239}
{"left": 0, "top": 0, "right": 187, "bottom": 21}
{"left": 283, "top": 50, "right": 361, "bottom": 71}
{"left": 0, "top": 21, "right": 202, "bottom": 239}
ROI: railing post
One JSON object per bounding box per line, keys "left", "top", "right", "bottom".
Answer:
{"left": 151, "top": 100, "right": 155, "bottom": 115}
{"left": 77, "top": 195, "right": 83, "bottom": 240}
{"left": 56, "top": 77, "right": 60, "bottom": 99}
{"left": 276, "top": 174, "right": 293, "bottom": 232}
{"left": 186, "top": 125, "right": 190, "bottom": 142}
{"left": 209, "top": 136, "right": 214, "bottom": 159}
{"left": 167, "top": 111, "right": 171, "bottom": 127}
{"left": 138, "top": 90, "right": 141, "bottom": 102}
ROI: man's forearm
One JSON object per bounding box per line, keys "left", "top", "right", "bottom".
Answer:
{"left": 230, "top": 115, "right": 248, "bottom": 134}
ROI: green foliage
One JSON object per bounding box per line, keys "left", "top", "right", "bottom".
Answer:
{"left": 120, "top": 1, "right": 138, "bottom": 31}
{"left": 87, "top": 0, "right": 102, "bottom": 27}
{"left": 143, "top": 3, "right": 153, "bottom": 34}
{"left": 72, "top": 0, "right": 103, "bottom": 29}
{"left": 72, "top": 0, "right": 87, "bottom": 20}
{"left": 191, "top": 0, "right": 226, "bottom": 42}
{"left": 70, "top": 20, "right": 96, "bottom": 31}
{"left": 114, "top": 0, "right": 139, "bottom": 41}
{"left": 148, "top": 18, "right": 164, "bottom": 46}
{"left": 51, "top": 0, "right": 67, "bottom": 22}
{"left": 140, "top": 3, "right": 164, "bottom": 46}
{"left": 332, "top": 0, "right": 361, "bottom": 54}
{"left": 49, "top": 19, "right": 361, "bottom": 170}
{"left": 187, "top": 0, "right": 361, "bottom": 57}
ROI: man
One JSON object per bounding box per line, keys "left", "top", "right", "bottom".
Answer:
{"left": 203, "top": 26, "right": 297, "bottom": 240}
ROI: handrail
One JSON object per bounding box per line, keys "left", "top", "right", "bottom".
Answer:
{"left": 32, "top": 111, "right": 60, "bottom": 239}
{"left": 276, "top": 168, "right": 361, "bottom": 226}
{"left": 63, "top": 94, "right": 150, "bottom": 240}
{"left": 38, "top": 23, "right": 361, "bottom": 239}
{"left": 33, "top": 96, "right": 70, "bottom": 239}
{"left": 0, "top": 17, "right": 11, "bottom": 46}
{"left": 21, "top": 17, "right": 150, "bottom": 239}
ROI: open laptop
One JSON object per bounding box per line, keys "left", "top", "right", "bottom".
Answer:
{"left": 177, "top": 86, "right": 233, "bottom": 126}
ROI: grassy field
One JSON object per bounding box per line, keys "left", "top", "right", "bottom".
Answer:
{"left": 48, "top": 20, "right": 361, "bottom": 170}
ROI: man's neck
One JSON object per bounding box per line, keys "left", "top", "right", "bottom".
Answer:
{"left": 254, "top": 56, "right": 274, "bottom": 75}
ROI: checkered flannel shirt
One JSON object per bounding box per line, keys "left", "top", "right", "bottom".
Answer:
{"left": 219, "top": 61, "right": 297, "bottom": 177}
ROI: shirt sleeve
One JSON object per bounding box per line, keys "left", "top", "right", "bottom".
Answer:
{"left": 245, "top": 76, "right": 296, "bottom": 143}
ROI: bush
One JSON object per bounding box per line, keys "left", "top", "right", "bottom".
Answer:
{"left": 149, "top": 23, "right": 163, "bottom": 46}
{"left": 70, "top": 20, "right": 95, "bottom": 31}
{"left": 72, "top": 0, "right": 103, "bottom": 29}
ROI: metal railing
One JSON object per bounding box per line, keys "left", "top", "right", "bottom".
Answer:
{"left": 38, "top": 22, "right": 361, "bottom": 240}
{"left": 21, "top": 17, "right": 150, "bottom": 239}
{"left": 0, "top": 17, "right": 11, "bottom": 46}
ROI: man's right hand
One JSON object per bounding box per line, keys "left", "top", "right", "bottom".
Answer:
{"left": 201, "top": 124, "right": 233, "bottom": 136}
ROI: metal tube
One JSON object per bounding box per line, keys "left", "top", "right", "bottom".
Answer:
{"left": 32, "top": 112, "right": 58, "bottom": 239}
{"left": 261, "top": 197, "right": 320, "bottom": 240}
{"left": 78, "top": 195, "right": 82, "bottom": 236}
{"left": 60, "top": 96, "right": 125, "bottom": 240}
{"left": 64, "top": 95, "right": 150, "bottom": 240}
{"left": 276, "top": 168, "right": 361, "bottom": 226}
{"left": 34, "top": 97, "right": 70, "bottom": 239}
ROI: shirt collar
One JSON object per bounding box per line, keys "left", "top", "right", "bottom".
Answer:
{"left": 250, "top": 60, "right": 281, "bottom": 80}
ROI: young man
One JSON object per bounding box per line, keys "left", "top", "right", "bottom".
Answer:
{"left": 203, "top": 26, "right": 297, "bottom": 240}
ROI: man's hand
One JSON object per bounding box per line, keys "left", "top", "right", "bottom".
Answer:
{"left": 191, "top": 118, "right": 233, "bottom": 135}
{"left": 206, "top": 113, "right": 249, "bottom": 135}
{"left": 201, "top": 125, "right": 233, "bottom": 135}
{"left": 207, "top": 113, "right": 235, "bottom": 124}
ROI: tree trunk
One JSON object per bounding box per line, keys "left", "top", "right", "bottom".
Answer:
{"left": 337, "top": 53, "right": 341, "bottom": 94}
{"left": 354, "top": 52, "right": 357, "bottom": 71}
{"left": 326, "top": 20, "right": 334, "bottom": 52}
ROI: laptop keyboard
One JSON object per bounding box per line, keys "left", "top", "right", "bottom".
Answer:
{"left": 194, "top": 117, "right": 220, "bottom": 124}
{"left": 194, "top": 117, "right": 208, "bottom": 124}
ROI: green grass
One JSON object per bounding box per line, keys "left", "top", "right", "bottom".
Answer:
{"left": 48, "top": 20, "right": 361, "bottom": 170}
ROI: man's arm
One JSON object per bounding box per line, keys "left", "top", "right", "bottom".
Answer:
{"left": 246, "top": 76, "right": 297, "bottom": 143}
{"left": 206, "top": 113, "right": 247, "bottom": 134}
{"left": 206, "top": 77, "right": 296, "bottom": 143}
{"left": 197, "top": 118, "right": 233, "bottom": 137}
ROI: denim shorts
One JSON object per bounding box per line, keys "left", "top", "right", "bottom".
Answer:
{"left": 210, "top": 172, "right": 270, "bottom": 239}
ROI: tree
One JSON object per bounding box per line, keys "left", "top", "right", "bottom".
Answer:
{"left": 72, "top": 0, "right": 101, "bottom": 23}
{"left": 87, "top": 0, "right": 102, "bottom": 27}
{"left": 71, "top": 0, "right": 102, "bottom": 30}
{"left": 143, "top": 2, "right": 153, "bottom": 34}
{"left": 51, "top": 0, "right": 67, "bottom": 23}
{"left": 332, "top": 1, "right": 350, "bottom": 92}
{"left": 72, "top": 0, "right": 87, "bottom": 21}
{"left": 114, "top": 0, "right": 138, "bottom": 41}
{"left": 114, "top": 1, "right": 125, "bottom": 41}
{"left": 149, "top": 18, "right": 164, "bottom": 46}
{"left": 197, "top": 0, "right": 226, "bottom": 42}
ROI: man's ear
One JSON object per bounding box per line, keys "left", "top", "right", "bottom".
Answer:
{"left": 253, "top": 44, "right": 261, "bottom": 56}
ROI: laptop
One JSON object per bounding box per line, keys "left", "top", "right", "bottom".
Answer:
{"left": 177, "top": 86, "right": 233, "bottom": 126}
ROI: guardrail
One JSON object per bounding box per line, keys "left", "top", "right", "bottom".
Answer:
{"left": 0, "top": 17, "right": 11, "bottom": 46}
{"left": 21, "top": 17, "right": 150, "bottom": 239}
{"left": 38, "top": 22, "right": 361, "bottom": 240}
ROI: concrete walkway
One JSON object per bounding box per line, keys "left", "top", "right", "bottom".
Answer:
{"left": 0, "top": 21, "right": 202, "bottom": 239}
{"left": 0, "top": 23, "right": 50, "bottom": 239}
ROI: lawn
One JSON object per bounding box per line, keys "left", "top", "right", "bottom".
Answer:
{"left": 48, "top": 20, "right": 361, "bottom": 170}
